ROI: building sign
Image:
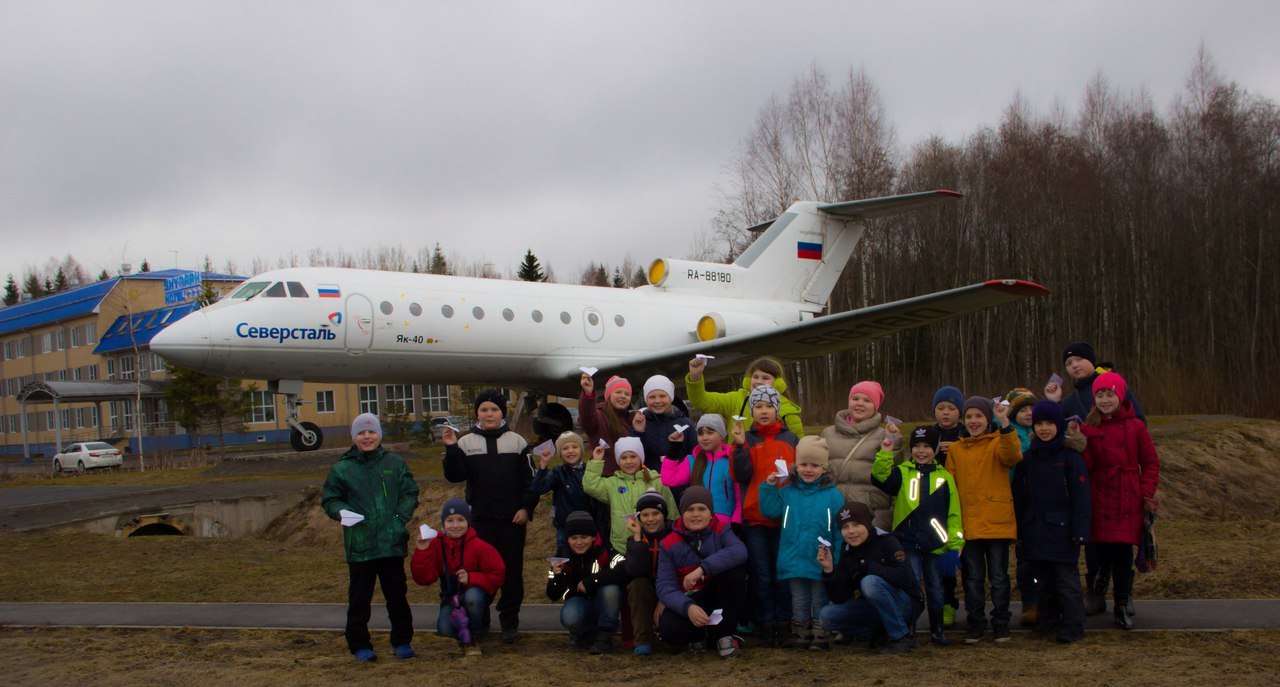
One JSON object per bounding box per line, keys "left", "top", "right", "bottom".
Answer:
{"left": 164, "top": 271, "right": 203, "bottom": 305}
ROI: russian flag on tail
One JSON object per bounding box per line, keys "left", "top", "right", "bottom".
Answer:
{"left": 796, "top": 241, "right": 822, "bottom": 260}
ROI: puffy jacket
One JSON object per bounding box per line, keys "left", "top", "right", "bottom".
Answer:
{"left": 632, "top": 405, "right": 697, "bottom": 472}
{"left": 732, "top": 421, "right": 799, "bottom": 526}
{"left": 1079, "top": 400, "right": 1160, "bottom": 545}
{"left": 546, "top": 538, "right": 630, "bottom": 601}
{"left": 758, "top": 474, "right": 845, "bottom": 581}
{"left": 1061, "top": 368, "right": 1147, "bottom": 425}
{"left": 531, "top": 461, "right": 607, "bottom": 533}
{"left": 322, "top": 445, "right": 418, "bottom": 563}
{"left": 933, "top": 422, "right": 966, "bottom": 468}
{"left": 948, "top": 426, "right": 1023, "bottom": 540}
{"left": 685, "top": 372, "right": 805, "bottom": 438}
{"left": 822, "top": 529, "right": 921, "bottom": 606}
{"left": 623, "top": 523, "right": 672, "bottom": 580}
{"left": 1013, "top": 443, "right": 1091, "bottom": 564}
{"left": 577, "top": 391, "right": 631, "bottom": 476}
{"left": 410, "top": 526, "right": 506, "bottom": 597}
{"left": 443, "top": 423, "right": 539, "bottom": 522}
{"left": 871, "top": 450, "right": 963, "bottom": 554}
{"left": 655, "top": 515, "right": 748, "bottom": 616}
{"left": 582, "top": 458, "right": 677, "bottom": 553}
{"left": 822, "top": 410, "right": 901, "bottom": 530}
{"left": 661, "top": 443, "right": 743, "bottom": 524}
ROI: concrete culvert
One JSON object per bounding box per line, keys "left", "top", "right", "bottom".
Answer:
{"left": 128, "top": 523, "right": 185, "bottom": 537}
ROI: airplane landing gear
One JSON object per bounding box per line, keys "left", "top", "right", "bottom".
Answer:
{"left": 273, "top": 380, "right": 324, "bottom": 452}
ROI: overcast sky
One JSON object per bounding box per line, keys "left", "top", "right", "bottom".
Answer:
{"left": 2, "top": 1, "right": 1278, "bottom": 286}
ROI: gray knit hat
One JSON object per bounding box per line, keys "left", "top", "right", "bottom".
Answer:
{"left": 696, "top": 413, "right": 727, "bottom": 438}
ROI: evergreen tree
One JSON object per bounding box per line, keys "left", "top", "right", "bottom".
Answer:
{"left": 97, "top": 269, "right": 110, "bottom": 282}
{"left": 53, "top": 267, "right": 69, "bottom": 293}
{"left": 632, "top": 267, "right": 648, "bottom": 287}
{"left": 43, "top": 277, "right": 52, "bottom": 293}
{"left": 3, "top": 274, "right": 18, "bottom": 306}
{"left": 428, "top": 243, "right": 452, "bottom": 275}
{"left": 593, "top": 264, "right": 608, "bottom": 286}
{"left": 139, "top": 259, "right": 151, "bottom": 273}
{"left": 611, "top": 267, "right": 625, "bottom": 288}
{"left": 23, "top": 274, "right": 43, "bottom": 299}
{"left": 517, "top": 249, "right": 547, "bottom": 282}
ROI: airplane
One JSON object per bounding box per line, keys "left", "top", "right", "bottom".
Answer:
{"left": 151, "top": 190, "right": 1049, "bottom": 451}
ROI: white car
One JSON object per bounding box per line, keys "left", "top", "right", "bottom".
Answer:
{"left": 52, "top": 442, "right": 123, "bottom": 474}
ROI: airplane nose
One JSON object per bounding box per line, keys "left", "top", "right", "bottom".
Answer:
{"left": 151, "top": 308, "right": 211, "bottom": 371}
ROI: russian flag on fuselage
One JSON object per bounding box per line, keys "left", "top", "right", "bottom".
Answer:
{"left": 318, "top": 284, "right": 341, "bottom": 298}
{"left": 796, "top": 241, "right": 822, "bottom": 260}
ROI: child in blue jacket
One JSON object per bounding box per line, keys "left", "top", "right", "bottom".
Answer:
{"left": 759, "top": 435, "right": 845, "bottom": 650}
{"left": 532, "top": 431, "right": 606, "bottom": 555}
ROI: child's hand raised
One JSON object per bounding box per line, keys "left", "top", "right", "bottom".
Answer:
{"left": 668, "top": 429, "right": 684, "bottom": 443}
{"left": 993, "top": 400, "right": 1011, "bottom": 427}
{"left": 591, "top": 445, "right": 606, "bottom": 461}
{"left": 731, "top": 421, "right": 746, "bottom": 446}
{"left": 538, "top": 445, "right": 554, "bottom": 469}
{"left": 688, "top": 356, "right": 706, "bottom": 381}
{"left": 625, "top": 513, "right": 642, "bottom": 538}
{"left": 414, "top": 536, "right": 432, "bottom": 551}
{"left": 441, "top": 426, "right": 457, "bottom": 446}
{"left": 1044, "top": 382, "right": 1063, "bottom": 402}
{"left": 880, "top": 434, "right": 895, "bottom": 452}
{"left": 632, "top": 411, "right": 647, "bottom": 433}
{"left": 765, "top": 473, "right": 781, "bottom": 486}
{"left": 580, "top": 372, "right": 594, "bottom": 395}
{"left": 816, "top": 543, "right": 834, "bottom": 573}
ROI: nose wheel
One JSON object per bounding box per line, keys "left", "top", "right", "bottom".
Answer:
{"left": 275, "top": 380, "right": 324, "bottom": 452}
{"left": 290, "top": 421, "right": 323, "bottom": 452}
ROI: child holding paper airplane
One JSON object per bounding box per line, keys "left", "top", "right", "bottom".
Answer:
{"left": 583, "top": 437, "right": 677, "bottom": 555}
{"left": 546, "top": 511, "right": 630, "bottom": 654}
{"left": 631, "top": 374, "right": 696, "bottom": 471}
{"left": 822, "top": 381, "right": 901, "bottom": 531}
{"left": 757, "top": 435, "right": 845, "bottom": 650}
{"left": 410, "top": 499, "right": 506, "bottom": 657}
{"left": 621, "top": 488, "right": 673, "bottom": 656}
{"left": 531, "top": 431, "right": 607, "bottom": 556}
{"left": 660, "top": 414, "right": 747, "bottom": 527}
{"left": 578, "top": 372, "right": 633, "bottom": 476}
{"left": 321, "top": 413, "right": 420, "bottom": 662}
{"left": 685, "top": 355, "right": 806, "bottom": 438}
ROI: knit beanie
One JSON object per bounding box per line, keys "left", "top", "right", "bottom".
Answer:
{"left": 678, "top": 485, "right": 715, "bottom": 514}
{"left": 910, "top": 425, "right": 940, "bottom": 452}
{"left": 1030, "top": 400, "right": 1067, "bottom": 451}
{"left": 604, "top": 375, "right": 631, "bottom": 399}
{"left": 696, "top": 413, "right": 727, "bottom": 439}
{"left": 565, "top": 510, "right": 597, "bottom": 538}
{"left": 1005, "top": 388, "right": 1038, "bottom": 417}
{"left": 932, "top": 385, "right": 964, "bottom": 411}
{"left": 1092, "top": 371, "right": 1128, "bottom": 400}
{"left": 441, "top": 497, "right": 472, "bottom": 525}
{"left": 555, "top": 430, "right": 585, "bottom": 457}
{"left": 747, "top": 385, "right": 781, "bottom": 410}
{"left": 963, "top": 396, "right": 995, "bottom": 424}
{"left": 643, "top": 375, "right": 675, "bottom": 400}
{"left": 350, "top": 412, "right": 383, "bottom": 444}
{"left": 474, "top": 389, "right": 508, "bottom": 417}
{"left": 1062, "top": 341, "right": 1097, "bottom": 366}
{"left": 635, "top": 488, "right": 669, "bottom": 518}
{"left": 794, "top": 435, "right": 830, "bottom": 468}
{"left": 837, "top": 501, "right": 874, "bottom": 532}
{"left": 614, "top": 436, "right": 645, "bottom": 463}
{"left": 849, "top": 381, "right": 884, "bottom": 410}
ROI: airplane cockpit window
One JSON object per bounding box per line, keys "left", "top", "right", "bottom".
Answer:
{"left": 286, "top": 282, "right": 309, "bottom": 298}
{"left": 263, "top": 282, "right": 288, "bottom": 298}
{"left": 231, "top": 281, "right": 270, "bottom": 299}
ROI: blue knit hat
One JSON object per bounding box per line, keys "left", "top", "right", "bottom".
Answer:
{"left": 441, "top": 498, "right": 472, "bottom": 525}
{"left": 932, "top": 386, "right": 964, "bottom": 411}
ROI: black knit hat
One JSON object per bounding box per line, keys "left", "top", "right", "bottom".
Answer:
{"left": 910, "top": 425, "right": 940, "bottom": 452}
{"left": 635, "top": 488, "right": 668, "bottom": 518}
{"left": 1062, "top": 341, "right": 1097, "bottom": 365}
{"left": 678, "top": 485, "right": 714, "bottom": 514}
{"left": 474, "top": 389, "right": 508, "bottom": 417}
{"left": 837, "top": 501, "right": 874, "bottom": 532}
{"left": 565, "top": 510, "right": 596, "bottom": 538}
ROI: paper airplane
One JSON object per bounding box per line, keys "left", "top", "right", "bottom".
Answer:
{"left": 580, "top": 366, "right": 598, "bottom": 376}
{"left": 884, "top": 415, "right": 902, "bottom": 426}
{"left": 533, "top": 439, "right": 554, "bottom": 457}
{"left": 707, "top": 609, "right": 723, "bottom": 625}
{"left": 598, "top": 439, "right": 609, "bottom": 448}
{"left": 732, "top": 415, "right": 748, "bottom": 422}
{"left": 772, "top": 458, "right": 789, "bottom": 479}
{"left": 673, "top": 424, "right": 689, "bottom": 433}
{"left": 818, "top": 536, "right": 832, "bottom": 548}
{"left": 1049, "top": 373, "right": 1063, "bottom": 386}
{"left": 419, "top": 524, "right": 438, "bottom": 540}
{"left": 696, "top": 354, "right": 715, "bottom": 361}
{"left": 339, "top": 509, "right": 365, "bottom": 527}
{"left": 546, "top": 557, "right": 569, "bottom": 567}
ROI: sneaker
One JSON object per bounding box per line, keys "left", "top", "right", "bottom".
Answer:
{"left": 589, "top": 635, "right": 613, "bottom": 655}
{"left": 963, "top": 626, "right": 985, "bottom": 644}
{"left": 993, "top": 626, "right": 1011, "bottom": 643}
{"left": 930, "top": 630, "right": 951, "bottom": 646}
{"left": 353, "top": 648, "right": 377, "bottom": 662}
{"left": 942, "top": 604, "right": 956, "bottom": 628}
{"left": 393, "top": 644, "right": 416, "bottom": 659}
{"left": 633, "top": 643, "right": 652, "bottom": 656}
{"left": 1020, "top": 603, "right": 1039, "bottom": 627}
{"left": 716, "top": 635, "right": 743, "bottom": 659}
{"left": 501, "top": 627, "right": 519, "bottom": 644}
{"left": 880, "top": 634, "right": 916, "bottom": 655}
{"left": 463, "top": 644, "right": 483, "bottom": 657}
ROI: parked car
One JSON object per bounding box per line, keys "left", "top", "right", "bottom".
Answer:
{"left": 428, "top": 415, "right": 468, "bottom": 440}
{"left": 52, "top": 442, "right": 123, "bottom": 474}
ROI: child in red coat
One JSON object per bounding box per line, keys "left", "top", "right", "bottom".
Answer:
{"left": 411, "top": 498, "right": 506, "bottom": 656}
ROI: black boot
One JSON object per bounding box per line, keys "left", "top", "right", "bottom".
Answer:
{"left": 1113, "top": 597, "right": 1133, "bottom": 630}
{"left": 929, "top": 610, "right": 950, "bottom": 646}
{"left": 1085, "top": 578, "right": 1107, "bottom": 616}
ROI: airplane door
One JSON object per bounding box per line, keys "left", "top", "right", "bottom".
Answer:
{"left": 345, "top": 294, "right": 374, "bottom": 354}
{"left": 583, "top": 307, "right": 605, "bottom": 342}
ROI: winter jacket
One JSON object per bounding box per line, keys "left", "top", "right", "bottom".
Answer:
{"left": 1061, "top": 368, "right": 1147, "bottom": 425}
{"left": 822, "top": 410, "right": 902, "bottom": 530}
{"left": 1012, "top": 441, "right": 1091, "bottom": 564}
{"left": 410, "top": 526, "right": 506, "bottom": 597}
{"left": 633, "top": 406, "right": 696, "bottom": 471}
{"left": 947, "top": 426, "right": 1023, "bottom": 540}
{"left": 685, "top": 372, "right": 805, "bottom": 438}
{"left": 758, "top": 474, "right": 846, "bottom": 581}
{"left": 443, "top": 423, "right": 539, "bottom": 522}
{"left": 1079, "top": 400, "right": 1160, "bottom": 545}
{"left": 732, "top": 420, "right": 799, "bottom": 526}
{"left": 583, "top": 458, "right": 677, "bottom": 553}
{"left": 322, "top": 445, "right": 418, "bottom": 563}
{"left": 933, "top": 423, "right": 966, "bottom": 468}
{"left": 822, "top": 529, "right": 922, "bottom": 606}
{"left": 546, "top": 538, "right": 630, "bottom": 602}
{"left": 871, "top": 451, "right": 963, "bottom": 554}
{"left": 623, "top": 523, "right": 673, "bottom": 580}
{"left": 578, "top": 391, "right": 631, "bottom": 476}
{"left": 661, "top": 443, "right": 743, "bottom": 524}
{"left": 531, "top": 461, "right": 607, "bottom": 533}
{"left": 655, "top": 515, "right": 748, "bottom": 616}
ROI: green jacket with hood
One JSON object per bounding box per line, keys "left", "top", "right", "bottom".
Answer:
{"left": 322, "top": 445, "right": 419, "bottom": 563}
{"left": 685, "top": 373, "right": 805, "bottom": 438}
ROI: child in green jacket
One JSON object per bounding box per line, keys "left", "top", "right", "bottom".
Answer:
{"left": 583, "top": 437, "right": 677, "bottom": 554}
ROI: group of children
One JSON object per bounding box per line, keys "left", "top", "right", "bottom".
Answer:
{"left": 323, "top": 341, "right": 1161, "bottom": 661}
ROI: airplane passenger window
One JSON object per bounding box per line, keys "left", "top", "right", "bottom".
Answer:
{"left": 380, "top": 301, "right": 393, "bottom": 315}
{"left": 502, "top": 308, "right": 514, "bottom": 321}
{"left": 286, "top": 282, "right": 309, "bottom": 298}
{"left": 263, "top": 282, "right": 287, "bottom": 298}
{"left": 587, "top": 313, "right": 599, "bottom": 326}
{"left": 615, "top": 315, "right": 625, "bottom": 327}
{"left": 473, "top": 307, "right": 485, "bottom": 320}
{"left": 560, "top": 311, "right": 571, "bottom": 324}
{"left": 441, "top": 305, "right": 454, "bottom": 318}
{"left": 531, "top": 310, "right": 543, "bottom": 323}
{"left": 409, "top": 303, "right": 422, "bottom": 316}
{"left": 231, "top": 282, "right": 270, "bottom": 299}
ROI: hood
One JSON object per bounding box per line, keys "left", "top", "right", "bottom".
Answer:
{"left": 739, "top": 374, "right": 789, "bottom": 396}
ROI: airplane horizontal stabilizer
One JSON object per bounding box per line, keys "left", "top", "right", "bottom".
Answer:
{"left": 817, "top": 189, "right": 963, "bottom": 220}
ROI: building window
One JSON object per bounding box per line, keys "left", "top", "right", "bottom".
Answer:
{"left": 75, "top": 408, "right": 86, "bottom": 428}
{"left": 385, "top": 384, "right": 414, "bottom": 415}
{"left": 45, "top": 411, "right": 55, "bottom": 430}
{"left": 60, "top": 409, "right": 72, "bottom": 430}
{"left": 88, "top": 364, "right": 99, "bottom": 381}
{"left": 246, "top": 391, "right": 276, "bottom": 424}
{"left": 119, "top": 355, "right": 135, "bottom": 380}
{"left": 359, "top": 385, "right": 378, "bottom": 415}
{"left": 151, "top": 353, "right": 165, "bottom": 372}
{"left": 422, "top": 384, "right": 450, "bottom": 413}
{"left": 70, "top": 326, "right": 81, "bottom": 348}
{"left": 55, "top": 330, "right": 65, "bottom": 351}
{"left": 86, "top": 323, "right": 96, "bottom": 344}
{"left": 316, "top": 390, "right": 336, "bottom": 414}
{"left": 41, "top": 333, "right": 53, "bottom": 354}
{"left": 106, "top": 359, "right": 116, "bottom": 380}
{"left": 90, "top": 406, "right": 98, "bottom": 428}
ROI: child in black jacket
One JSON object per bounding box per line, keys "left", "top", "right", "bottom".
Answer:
{"left": 818, "top": 501, "right": 923, "bottom": 654}
{"left": 532, "top": 431, "right": 607, "bottom": 555}
{"left": 547, "top": 511, "right": 630, "bottom": 654}
{"left": 621, "top": 489, "right": 672, "bottom": 656}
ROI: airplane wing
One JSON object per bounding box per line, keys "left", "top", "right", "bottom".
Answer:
{"left": 575, "top": 279, "right": 1048, "bottom": 384}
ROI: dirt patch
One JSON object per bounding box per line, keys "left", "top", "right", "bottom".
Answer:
{"left": 1146, "top": 416, "right": 1280, "bottom": 520}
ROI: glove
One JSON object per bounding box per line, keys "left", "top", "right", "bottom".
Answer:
{"left": 939, "top": 549, "right": 961, "bottom": 575}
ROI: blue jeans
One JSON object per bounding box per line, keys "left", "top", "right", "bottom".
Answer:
{"left": 741, "top": 524, "right": 792, "bottom": 624}
{"left": 787, "top": 577, "right": 829, "bottom": 626}
{"left": 436, "top": 587, "right": 490, "bottom": 642}
{"left": 560, "top": 584, "right": 623, "bottom": 637}
{"left": 905, "top": 550, "right": 944, "bottom": 616}
{"left": 961, "top": 539, "right": 1012, "bottom": 629}
{"left": 819, "top": 575, "right": 914, "bottom": 641}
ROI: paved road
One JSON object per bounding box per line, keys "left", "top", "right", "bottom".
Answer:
{"left": 3, "top": 600, "right": 1277, "bottom": 633}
